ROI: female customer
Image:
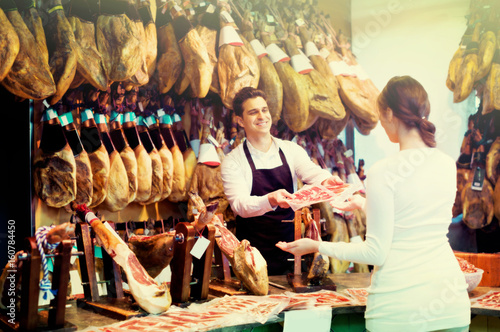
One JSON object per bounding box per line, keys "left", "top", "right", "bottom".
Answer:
{"left": 277, "top": 76, "right": 471, "bottom": 332}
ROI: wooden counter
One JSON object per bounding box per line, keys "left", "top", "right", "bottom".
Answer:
{"left": 14, "top": 273, "right": 499, "bottom": 331}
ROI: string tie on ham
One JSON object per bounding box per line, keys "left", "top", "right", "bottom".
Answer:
{"left": 35, "top": 225, "right": 59, "bottom": 301}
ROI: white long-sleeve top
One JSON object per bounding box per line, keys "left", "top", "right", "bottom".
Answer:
{"left": 319, "top": 147, "right": 470, "bottom": 332}
{"left": 221, "top": 137, "right": 331, "bottom": 218}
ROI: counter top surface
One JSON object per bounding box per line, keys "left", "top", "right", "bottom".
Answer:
{"left": 10, "top": 273, "right": 499, "bottom": 331}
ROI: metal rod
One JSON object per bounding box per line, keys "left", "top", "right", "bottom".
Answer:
{"left": 81, "top": 280, "right": 110, "bottom": 285}
{"left": 17, "top": 251, "right": 84, "bottom": 261}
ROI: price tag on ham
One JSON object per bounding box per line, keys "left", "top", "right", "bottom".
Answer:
{"left": 287, "top": 183, "right": 363, "bottom": 211}
{"left": 190, "top": 235, "right": 210, "bottom": 259}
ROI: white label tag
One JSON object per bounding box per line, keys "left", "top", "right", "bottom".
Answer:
{"left": 250, "top": 39, "right": 268, "bottom": 57}
{"left": 284, "top": 309, "right": 332, "bottom": 332}
{"left": 43, "top": 100, "right": 50, "bottom": 109}
{"left": 157, "top": 108, "right": 165, "bottom": 117}
{"left": 206, "top": 4, "right": 215, "bottom": 13}
{"left": 138, "top": 102, "right": 144, "bottom": 112}
{"left": 290, "top": 54, "right": 314, "bottom": 74}
{"left": 319, "top": 47, "right": 330, "bottom": 59}
{"left": 190, "top": 235, "right": 210, "bottom": 259}
{"left": 266, "top": 43, "right": 290, "bottom": 63}
{"left": 221, "top": 11, "right": 234, "bottom": 23}
{"left": 207, "top": 134, "right": 219, "bottom": 147}
{"left": 266, "top": 15, "right": 274, "bottom": 23}
{"left": 304, "top": 41, "right": 320, "bottom": 57}
{"left": 295, "top": 18, "right": 305, "bottom": 26}
{"left": 219, "top": 25, "right": 243, "bottom": 47}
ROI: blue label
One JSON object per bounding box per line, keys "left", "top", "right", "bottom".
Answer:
{"left": 172, "top": 113, "right": 182, "bottom": 123}
{"left": 157, "top": 108, "right": 165, "bottom": 118}
{"left": 124, "top": 112, "right": 136, "bottom": 123}
{"left": 59, "top": 112, "right": 74, "bottom": 126}
{"left": 81, "top": 109, "right": 94, "bottom": 122}
{"left": 137, "top": 116, "right": 146, "bottom": 127}
{"left": 145, "top": 115, "right": 156, "bottom": 127}
{"left": 110, "top": 111, "right": 123, "bottom": 124}
{"left": 42, "top": 108, "right": 58, "bottom": 122}
{"left": 160, "top": 114, "right": 173, "bottom": 125}
{"left": 95, "top": 113, "right": 107, "bottom": 124}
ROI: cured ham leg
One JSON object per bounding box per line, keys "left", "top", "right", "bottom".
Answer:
{"left": 303, "top": 208, "right": 329, "bottom": 281}
{"left": 190, "top": 193, "right": 268, "bottom": 295}
{"left": 73, "top": 204, "right": 171, "bottom": 314}
{"left": 0, "top": 8, "right": 19, "bottom": 82}
{"left": 33, "top": 112, "right": 76, "bottom": 208}
{"left": 128, "top": 232, "right": 175, "bottom": 279}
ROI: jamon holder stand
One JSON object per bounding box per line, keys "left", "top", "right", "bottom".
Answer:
{"left": 0, "top": 237, "right": 76, "bottom": 332}
{"left": 285, "top": 209, "right": 337, "bottom": 293}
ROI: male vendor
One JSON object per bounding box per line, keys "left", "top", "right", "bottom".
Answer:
{"left": 221, "top": 87, "right": 342, "bottom": 275}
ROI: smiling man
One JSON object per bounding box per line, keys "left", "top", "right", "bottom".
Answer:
{"left": 221, "top": 87, "right": 342, "bottom": 275}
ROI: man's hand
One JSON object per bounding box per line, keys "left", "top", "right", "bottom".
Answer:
{"left": 267, "top": 189, "right": 294, "bottom": 209}
{"left": 276, "top": 238, "right": 320, "bottom": 256}
{"left": 321, "top": 175, "right": 344, "bottom": 187}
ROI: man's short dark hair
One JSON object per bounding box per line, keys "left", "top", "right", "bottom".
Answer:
{"left": 232, "top": 87, "right": 267, "bottom": 117}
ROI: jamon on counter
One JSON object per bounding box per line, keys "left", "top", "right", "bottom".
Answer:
{"left": 73, "top": 203, "right": 171, "bottom": 314}
{"left": 302, "top": 208, "right": 329, "bottom": 281}
{"left": 190, "top": 193, "right": 269, "bottom": 295}
{"left": 128, "top": 231, "right": 175, "bottom": 279}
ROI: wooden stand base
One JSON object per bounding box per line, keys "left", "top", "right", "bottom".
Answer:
{"left": 0, "top": 310, "right": 77, "bottom": 332}
{"left": 76, "top": 297, "right": 144, "bottom": 320}
{"left": 208, "top": 279, "right": 248, "bottom": 297}
{"left": 287, "top": 273, "right": 336, "bottom": 293}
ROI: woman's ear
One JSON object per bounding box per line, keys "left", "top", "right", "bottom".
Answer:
{"left": 385, "top": 108, "right": 394, "bottom": 123}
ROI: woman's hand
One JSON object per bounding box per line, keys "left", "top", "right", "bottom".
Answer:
{"left": 321, "top": 175, "right": 344, "bottom": 187}
{"left": 330, "top": 194, "right": 365, "bottom": 211}
{"left": 267, "top": 189, "right": 294, "bottom": 209}
{"left": 276, "top": 238, "right": 320, "bottom": 256}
